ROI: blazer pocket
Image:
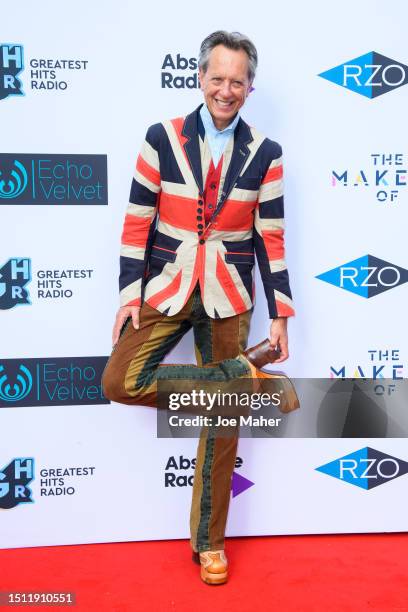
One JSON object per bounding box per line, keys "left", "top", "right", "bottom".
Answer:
{"left": 150, "top": 245, "right": 177, "bottom": 263}
{"left": 224, "top": 251, "right": 255, "bottom": 266}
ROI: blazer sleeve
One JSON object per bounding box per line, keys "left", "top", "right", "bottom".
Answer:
{"left": 253, "top": 141, "right": 295, "bottom": 318}
{"left": 119, "top": 125, "right": 161, "bottom": 307}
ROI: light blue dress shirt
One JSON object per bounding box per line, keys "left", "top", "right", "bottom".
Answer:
{"left": 199, "top": 104, "right": 240, "bottom": 167}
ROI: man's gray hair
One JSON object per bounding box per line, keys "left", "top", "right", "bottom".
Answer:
{"left": 198, "top": 31, "right": 258, "bottom": 82}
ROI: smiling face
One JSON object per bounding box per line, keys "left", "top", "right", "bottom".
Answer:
{"left": 199, "top": 44, "right": 252, "bottom": 130}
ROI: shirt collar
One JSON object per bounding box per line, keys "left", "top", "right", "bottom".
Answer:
{"left": 199, "top": 103, "right": 240, "bottom": 136}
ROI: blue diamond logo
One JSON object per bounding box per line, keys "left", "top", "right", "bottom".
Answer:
{"left": 318, "top": 52, "right": 408, "bottom": 98}
{"left": 316, "top": 254, "right": 408, "bottom": 298}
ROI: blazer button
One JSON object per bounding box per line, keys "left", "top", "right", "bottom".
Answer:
{"left": 199, "top": 239, "right": 205, "bottom": 244}
{"left": 198, "top": 230, "right": 203, "bottom": 235}
{"left": 198, "top": 199, "right": 203, "bottom": 205}
{"left": 197, "top": 224, "right": 203, "bottom": 229}
{"left": 197, "top": 215, "right": 202, "bottom": 221}
{"left": 197, "top": 207, "right": 203, "bottom": 213}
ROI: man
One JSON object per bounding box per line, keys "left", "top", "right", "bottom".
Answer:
{"left": 102, "top": 30, "right": 295, "bottom": 585}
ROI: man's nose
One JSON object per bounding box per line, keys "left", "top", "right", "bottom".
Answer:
{"left": 219, "top": 81, "right": 233, "bottom": 98}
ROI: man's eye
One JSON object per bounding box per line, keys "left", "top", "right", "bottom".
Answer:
{"left": 212, "top": 78, "right": 222, "bottom": 83}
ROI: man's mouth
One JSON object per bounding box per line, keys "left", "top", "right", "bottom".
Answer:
{"left": 214, "top": 98, "right": 234, "bottom": 109}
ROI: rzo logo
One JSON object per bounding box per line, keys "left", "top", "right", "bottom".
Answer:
{"left": 318, "top": 52, "right": 408, "bottom": 99}
{"left": 0, "top": 44, "right": 24, "bottom": 101}
{"left": 0, "top": 458, "right": 34, "bottom": 509}
{"left": 0, "top": 258, "right": 31, "bottom": 309}
{"left": 316, "top": 254, "right": 408, "bottom": 298}
{"left": 316, "top": 447, "right": 408, "bottom": 490}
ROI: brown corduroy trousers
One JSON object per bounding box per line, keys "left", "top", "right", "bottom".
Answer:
{"left": 102, "top": 284, "right": 252, "bottom": 552}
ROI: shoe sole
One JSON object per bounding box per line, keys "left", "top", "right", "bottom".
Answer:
{"left": 258, "top": 370, "right": 300, "bottom": 413}
{"left": 200, "top": 566, "right": 228, "bottom": 585}
{"left": 192, "top": 552, "right": 228, "bottom": 585}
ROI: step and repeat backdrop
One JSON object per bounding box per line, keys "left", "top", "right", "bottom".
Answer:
{"left": 1, "top": 0, "right": 407, "bottom": 548}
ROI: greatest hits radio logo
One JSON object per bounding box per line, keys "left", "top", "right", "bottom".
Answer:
{"left": 0, "top": 43, "right": 89, "bottom": 100}
{"left": 0, "top": 458, "right": 34, "bottom": 509}
{"left": 0, "top": 44, "right": 24, "bottom": 101}
{"left": 0, "top": 459, "right": 97, "bottom": 508}
{"left": 0, "top": 258, "right": 95, "bottom": 309}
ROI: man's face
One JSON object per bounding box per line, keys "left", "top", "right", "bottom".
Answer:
{"left": 199, "top": 45, "right": 252, "bottom": 130}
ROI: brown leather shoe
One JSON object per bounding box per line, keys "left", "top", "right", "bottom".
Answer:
{"left": 243, "top": 339, "right": 300, "bottom": 414}
{"left": 254, "top": 367, "right": 300, "bottom": 413}
{"left": 192, "top": 550, "right": 228, "bottom": 585}
{"left": 243, "top": 338, "right": 281, "bottom": 369}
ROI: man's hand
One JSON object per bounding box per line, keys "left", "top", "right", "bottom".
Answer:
{"left": 112, "top": 306, "right": 141, "bottom": 347}
{"left": 269, "top": 317, "right": 289, "bottom": 363}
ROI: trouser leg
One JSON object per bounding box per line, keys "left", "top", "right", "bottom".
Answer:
{"left": 189, "top": 297, "right": 252, "bottom": 553}
{"left": 102, "top": 286, "right": 251, "bottom": 408}
{"left": 102, "top": 297, "right": 193, "bottom": 407}
{"left": 102, "top": 286, "right": 252, "bottom": 554}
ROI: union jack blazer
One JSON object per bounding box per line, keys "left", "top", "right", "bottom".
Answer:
{"left": 119, "top": 104, "right": 294, "bottom": 319}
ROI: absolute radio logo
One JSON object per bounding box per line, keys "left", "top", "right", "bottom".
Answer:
{"left": 316, "top": 447, "right": 408, "bottom": 490}
{"left": 161, "top": 53, "right": 199, "bottom": 88}
{"left": 0, "top": 43, "right": 89, "bottom": 101}
{"left": 318, "top": 52, "right": 408, "bottom": 98}
{"left": 0, "top": 357, "right": 109, "bottom": 407}
{"left": 316, "top": 255, "right": 408, "bottom": 298}
{"left": 164, "top": 455, "right": 254, "bottom": 497}
{"left": 331, "top": 153, "right": 407, "bottom": 205}
{"left": 0, "top": 154, "right": 108, "bottom": 205}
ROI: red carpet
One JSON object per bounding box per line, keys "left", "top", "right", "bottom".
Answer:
{"left": 1, "top": 534, "right": 407, "bottom": 611}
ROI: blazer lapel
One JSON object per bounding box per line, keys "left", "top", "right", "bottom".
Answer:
{"left": 209, "top": 117, "right": 253, "bottom": 223}
{"left": 221, "top": 118, "right": 253, "bottom": 201}
{"left": 181, "top": 105, "right": 204, "bottom": 195}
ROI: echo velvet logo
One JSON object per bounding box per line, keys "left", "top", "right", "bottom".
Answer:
{"left": 316, "top": 255, "right": 408, "bottom": 298}
{"left": 0, "top": 44, "right": 24, "bottom": 101}
{"left": 0, "top": 458, "right": 34, "bottom": 509}
{"left": 0, "top": 357, "right": 109, "bottom": 408}
{"left": 318, "top": 52, "right": 408, "bottom": 98}
{"left": 0, "top": 154, "right": 108, "bottom": 205}
{"left": 316, "top": 447, "right": 408, "bottom": 490}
